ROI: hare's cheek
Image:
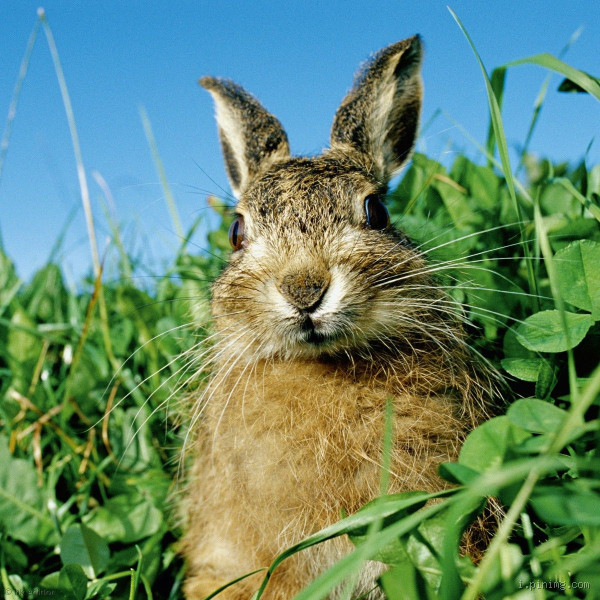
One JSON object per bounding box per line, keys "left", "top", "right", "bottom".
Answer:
{"left": 365, "top": 302, "right": 396, "bottom": 333}
{"left": 364, "top": 289, "right": 411, "bottom": 333}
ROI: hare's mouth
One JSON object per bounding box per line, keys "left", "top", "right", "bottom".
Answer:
{"left": 304, "top": 330, "right": 330, "bottom": 345}
{"left": 271, "top": 268, "right": 356, "bottom": 351}
{"left": 297, "top": 314, "right": 344, "bottom": 347}
{"left": 302, "top": 327, "right": 336, "bottom": 346}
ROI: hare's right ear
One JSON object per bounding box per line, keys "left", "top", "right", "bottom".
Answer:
{"left": 330, "top": 36, "right": 423, "bottom": 183}
{"left": 200, "top": 77, "right": 290, "bottom": 198}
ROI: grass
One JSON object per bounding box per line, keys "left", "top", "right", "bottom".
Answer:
{"left": 1, "top": 8, "right": 600, "bottom": 600}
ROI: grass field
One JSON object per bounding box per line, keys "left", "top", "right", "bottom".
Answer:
{"left": 1, "top": 10, "right": 600, "bottom": 600}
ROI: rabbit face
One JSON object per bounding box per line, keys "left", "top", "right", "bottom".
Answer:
{"left": 202, "top": 36, "right": 443, "bottom": 361}
{"left": 211, "top": 153, "right": 432, "bottom": 360}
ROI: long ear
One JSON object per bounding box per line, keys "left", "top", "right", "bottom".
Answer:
{"left": 200, "top": 77, "right": 290, "bottom": 198}
{"left": 330, "top": 35, "right": 423, "bottom": 182}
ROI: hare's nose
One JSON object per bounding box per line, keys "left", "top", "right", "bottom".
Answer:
{"left": 278, "top": 270, "right": 330, "bottom": 312}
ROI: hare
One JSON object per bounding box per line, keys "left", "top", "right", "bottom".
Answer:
{"left": 182, "top": 35, "right": 493, "bottom": 599}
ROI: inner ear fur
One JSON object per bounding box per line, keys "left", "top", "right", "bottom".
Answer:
{"left": 330, "top": 35, "right": 423, "bottom": 182}
{"left": 200, "top": 77, "right": 290, "bottom": 198}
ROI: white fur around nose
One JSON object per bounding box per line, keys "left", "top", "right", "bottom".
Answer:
{"left": 312, "top": 266, "right": 346, "bottom": 319}
{"left": 269, "top": 279, "right": 300, "bottom": 320}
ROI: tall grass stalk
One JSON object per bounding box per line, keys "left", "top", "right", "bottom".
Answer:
{"left": 93, "top": 170, "right": 133, "bottom": 280}
{"left": 0, "top": 17, "right": 40, "bottom": 186}
{"left": 39, "top": 9, "right": 99, "bottom": 275}
{"left": 515, "top": 27, "right": 583, "bottom": 175}
{"left": 139, "top": 105, "right": 185, "bottom": 240}
{"left": 448, "top": 7, "right": 540, "bottom": 309}
{"left": 533, "top": 198, "right": 579, "bottom": 400}
{"left": 39, "top": 8, "right": 117, "bottom": 368}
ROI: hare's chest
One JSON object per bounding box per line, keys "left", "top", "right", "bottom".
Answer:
{"left": 207, "top": 373, "right": 390, "bottom": 516}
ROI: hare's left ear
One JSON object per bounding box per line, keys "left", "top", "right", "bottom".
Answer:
{"left": 200, "top": 77, "right": 290, "bottom": 198}
{"left": 330, "top": 35, "right": 423, "bottom": 182}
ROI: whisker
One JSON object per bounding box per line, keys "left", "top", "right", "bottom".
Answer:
{"left": 367, "top": 219, "right": 529, "bottom": 282}
{"left": 115, "top": 325, "right": 246, "bottom": 458}
{"left": 94, "top": 320, "right": 197, "bottom": 422}
{"left": 394, "top": 282, "right": 552, "bottom": 302}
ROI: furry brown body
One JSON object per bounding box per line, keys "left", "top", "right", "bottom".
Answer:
{"left": 182, "top": 36, "right": 492, "bottom": 598}
{"left": 183, "top": 357, "right": 481, "bottom": 599}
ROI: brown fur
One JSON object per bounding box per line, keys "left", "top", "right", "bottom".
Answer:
{"left": 181, "top": 35, "right": 495, "bottom": 599}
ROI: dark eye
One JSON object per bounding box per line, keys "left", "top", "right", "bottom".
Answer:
{"left": 364, "top": 196, "right": 389, "bottom": 230}
{"left": 228, "top": 215, "right": 245, "bottom": 250}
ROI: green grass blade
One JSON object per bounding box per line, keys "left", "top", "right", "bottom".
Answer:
{"left": 177, "top": 214, "right": 205, "bottom": 260}
{"left": 380, "top": 397, "right": 395, "bottom": 496}
{"left": 0, "top": 16, "right": 41, "bottom": 186}
{"left": 448, "top": 7, "right": 539, "bottom": 310}
{"left": 461, "top": 471, "right": 540, "bottom": 600}
{"left": 447, "top": 9, "right": 518, "bottom": 208}
{"left": 139, "top": 105, "right": 184, "bottom": 240}
{"left": 533, "top": 198, "right": 578, "bottom": 399}
{"left": 202, "top": 568, "right": 266, "bottom": 600}
{"left": 291, "top": 502, "right": 448, "bottom": 600}
{"left": 140, "top": 574, "right": 154, "bottom": 600}
{"left": 485, "top": 67, "right": 506, "bottom": 165}
{"left": 549, "top": 349, "right": 600, "bottom": 453}
{"left": 459, "top": 372, "right": 600, "bottom": 599}
{"left": 516, "top": 27, "right": 583, "bottom": 174}
{"left": 254, "top": 491, "right": 453, "bottom": 598}
{"left": 129, "top": 546, "right": 143, "bottom": 600}
{"left": 39, "top": 10, "right": 100, "bottom": 274}
{"left": 40, "top": 10, "right": 117, "bottom": 366}
{"left": 506, "top": 54, "right": 600, "bottom": 102}
{"left": 0, "top": 535, "right": 16, "bottom": 598}
{"left": 93, "top": 170, "right": 133, "bottom": 278}
{"left": 447, "top": 8, "right": 518, "bottom": 215}
{"left": 555, "top": 177, "right": 600, "bottom": 222}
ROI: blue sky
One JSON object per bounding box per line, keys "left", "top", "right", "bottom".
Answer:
{"left": 1, "top": 1, "right": 599, "bottom": 281}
